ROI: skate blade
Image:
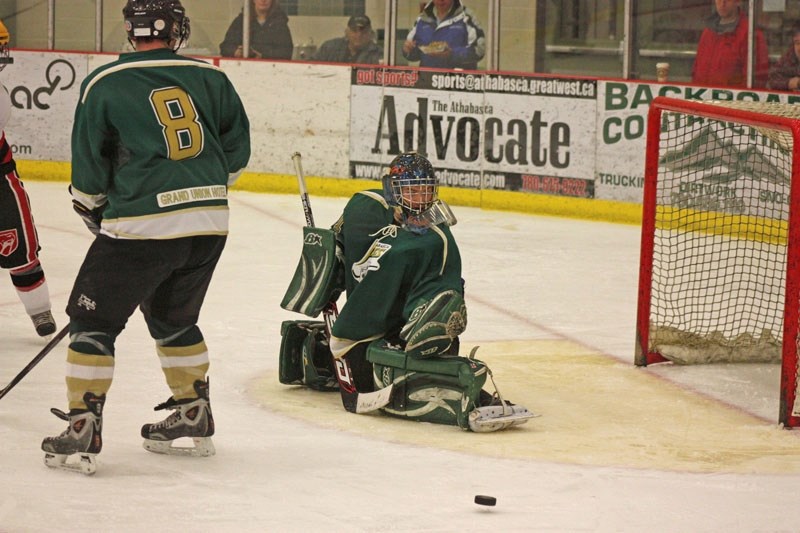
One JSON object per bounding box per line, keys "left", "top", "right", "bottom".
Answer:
{"left": 468, "top": 405, "right": 539, "bottom": 433}
{"left": 44, "top": 452, "right": 97, "bottom": 475}
{"left": 142, "top": 437, "right": 216, "bottom": 457}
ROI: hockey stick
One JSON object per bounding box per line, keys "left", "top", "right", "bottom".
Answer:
{"left": 0, "top": 323, "right": 69, "bottom": 400}
{"left": 291, "top": 152, "right": 332, "bottom": 326}
{"left": 290, "top": 152, "right": 393, "bottom": 413}
{"left": 291, "top": 151, "right": 315, "bottom": 228}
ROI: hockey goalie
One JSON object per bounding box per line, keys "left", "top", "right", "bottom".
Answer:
{"left": 280, "top": 152, "right": 535, "bottom": 432}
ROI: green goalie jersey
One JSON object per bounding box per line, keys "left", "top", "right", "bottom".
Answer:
{"left": 331, "top": 190, "right": 397, "bottom": 296}
{"left": 70, "top": 48, "right": 251, "bottom": 239}
{"left": 330, "top": 190, "right": 463, "bottom": 357}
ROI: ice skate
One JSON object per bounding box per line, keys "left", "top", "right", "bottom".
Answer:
{"left": 30, "top": 310, "right": 56, "bottom": 338}
{"left": 42, "top": 392, "right": 104, "bottom": 475}
{"left": 468, "top": 402, "right": 538, "bottom": 432}
{"left": 467, "top": 387, "right": 538, "bottom": 433}
{"left": 141, "top": 378, "right": 215, "bottom": 457}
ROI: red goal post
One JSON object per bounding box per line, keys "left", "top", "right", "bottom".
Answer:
{"left": 635, "top": 96, "right": 800, "bottom": 428}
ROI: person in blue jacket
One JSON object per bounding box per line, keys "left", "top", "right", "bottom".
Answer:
{"left": 402, "top": 0, "right": 485, "bottom": 70}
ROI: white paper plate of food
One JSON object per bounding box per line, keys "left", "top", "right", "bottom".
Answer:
{"left": 419, "top": 41, "right": 449, "bottom": 54}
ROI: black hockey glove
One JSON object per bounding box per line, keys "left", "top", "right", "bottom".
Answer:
{"left": 72, "top": 200, "right": 104, "bottom": 236}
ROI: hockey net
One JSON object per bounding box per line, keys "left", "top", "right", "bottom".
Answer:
{"left": 635, "top": 97, "right": 800, "bottom": 427}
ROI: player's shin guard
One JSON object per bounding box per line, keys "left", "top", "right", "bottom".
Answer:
{"left": 151, "top": 325, "right": 210, "bottom": 400}
{"left": 64, "top": 342, "right": 115, "bottom": 412}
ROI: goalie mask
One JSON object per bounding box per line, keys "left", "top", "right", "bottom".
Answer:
{"left": 382, "top": 152, "right": 456, "bottom": 233}
{"left": 123, "top": 0, "right": 190, "bottom": 51}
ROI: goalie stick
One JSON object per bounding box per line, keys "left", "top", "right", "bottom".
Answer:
{"left": 291, "top": 152, "right": 393, "bottom": 413}
{"left": 0, "top": 323, "right": 69, "bottom": 400}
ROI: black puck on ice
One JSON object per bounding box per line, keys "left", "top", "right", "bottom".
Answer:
{"left": 474, "top": 495, "right": 497, "bottom": 506}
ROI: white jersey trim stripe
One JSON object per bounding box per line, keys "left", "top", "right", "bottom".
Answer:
{"left": 431, "top": 225, "right": 448, "bottom": 276}
{"left": 100, "top": 206, "right": 230, "bottom": 239}
{"left": 66, "top": 363, "right": 115, "bottom": 381}
{"left": 158, "top": 352, "right": 210, "bottom": 369}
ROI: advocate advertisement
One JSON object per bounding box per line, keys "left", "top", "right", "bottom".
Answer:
{"left": 348, "top": 67, "right": 598, "bottom": 199}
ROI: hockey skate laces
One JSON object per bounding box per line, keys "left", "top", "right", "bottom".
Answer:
{"left": 149, "top": 397, "right": 190, "bottom": 430}
{"left": 151, "top": 409, "right": 184, "bottom": 430}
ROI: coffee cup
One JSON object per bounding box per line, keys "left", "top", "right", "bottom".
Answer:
{"left": 656, "top": 62, "right": 670, "bottom": 82}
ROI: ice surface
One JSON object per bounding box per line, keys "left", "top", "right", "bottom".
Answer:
{"left": 1, "top": 182, "right": 799, "bottom": 533}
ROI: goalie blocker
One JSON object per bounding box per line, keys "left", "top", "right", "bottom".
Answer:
{"left": 280, "top": 227, "right": 343, "bottom": 318}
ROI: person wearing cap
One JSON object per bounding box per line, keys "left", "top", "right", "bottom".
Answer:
{"left": 403, "top": 0, "right": 485, "bottom": 70}
{"left": 313, "top": 14, "right": 382, "bottom": 65}
{"left": 220, "top": 0, "right": 293, "bottom": 59}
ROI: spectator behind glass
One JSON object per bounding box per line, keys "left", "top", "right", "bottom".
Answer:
{"left": 402, "top": 0, "right": 485, "bottom": 70}
{"left": 769, "top": 23, "right": 800, "bottom": 91}
{"left": 692, "top": 0, "right": 768, "bottom": 88}
{"left": 313, "top": 15, "right": 382, "bottom": 64}
{"left": 219, "top": 0, "right": 293, "bottom": 59}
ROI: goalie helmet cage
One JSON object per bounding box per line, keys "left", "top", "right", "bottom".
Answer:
{"left": 635, "top": 96, "right": 800, "bottom": 428}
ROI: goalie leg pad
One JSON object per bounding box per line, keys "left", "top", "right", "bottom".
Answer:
{"left": 367, "top": 340, "right": 486, "bottom": 429}
{"left": 278, "top": 320, "right": 339, "bottom": 391}
{"left": 401, "top": 290, "right": 467, "bottom": 358}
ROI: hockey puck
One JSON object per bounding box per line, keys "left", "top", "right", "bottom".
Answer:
{"left": 474, "top": 495, "right": 497, "bottom": 506}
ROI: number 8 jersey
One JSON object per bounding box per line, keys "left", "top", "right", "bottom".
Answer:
{"left": 70, "top": 48, "right": 250, "bottom": 239}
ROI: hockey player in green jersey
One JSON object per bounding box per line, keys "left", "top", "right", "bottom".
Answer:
{"left": 328, "top": 153, "right": 464, "bottom": 387}
{"left": 280, "top": 153, "right": 535, "bottom": 431}
{"left": 42, "top": 0, "right": 250, "bottom": 474}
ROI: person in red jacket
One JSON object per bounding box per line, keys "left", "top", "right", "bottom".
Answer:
{"left": 692, "top": 0, "right": 768, "bottom": 88}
